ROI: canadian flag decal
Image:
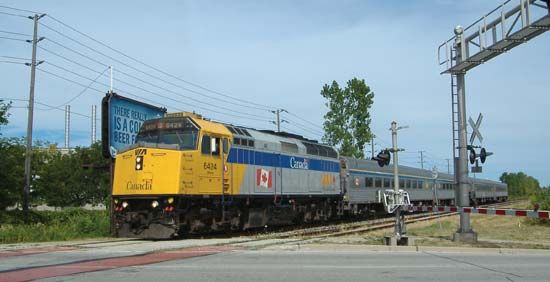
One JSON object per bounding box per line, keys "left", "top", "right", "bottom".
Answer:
{"left": 256, "top": 168, "right": 273, "bottom": 188}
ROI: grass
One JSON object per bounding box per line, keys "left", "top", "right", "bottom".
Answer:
{"left": 319, "top": 200, "right": 550, "bottom": 249}
{"left": 0, "top": 208, "right": 110, "bottom": 244}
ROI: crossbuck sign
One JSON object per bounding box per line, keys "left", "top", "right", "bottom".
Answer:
{"left": 469, "top": 113, "right": 483, "bottom": 144}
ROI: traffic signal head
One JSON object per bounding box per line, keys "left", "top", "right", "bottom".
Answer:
{"left": 375, "top": 149, "right": 391, "bottom": 167}
{"left": 469, "top": 148, "right": 476, "bottom": 165}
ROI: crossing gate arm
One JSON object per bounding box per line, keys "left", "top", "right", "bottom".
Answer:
{"left": 408, "top": 205, "right": 550, "bottom": 219}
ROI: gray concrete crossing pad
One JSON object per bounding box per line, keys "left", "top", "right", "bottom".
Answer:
{"left": 39, "top": 247, "right": 550, "bottom": 282}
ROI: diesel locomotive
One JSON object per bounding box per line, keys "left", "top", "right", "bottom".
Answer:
{"left": 111, "top": 112, "right": 507, "bottom": 238}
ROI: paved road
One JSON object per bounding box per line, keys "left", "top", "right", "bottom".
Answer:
{"left": 33, "top": 247, "right": 550, "bottom": 282}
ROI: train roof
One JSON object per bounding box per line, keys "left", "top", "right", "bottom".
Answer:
{"left": 343, "top": 156, "right": 506, "bottom": 186}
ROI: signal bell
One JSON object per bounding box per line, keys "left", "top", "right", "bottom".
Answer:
{"left": 374, "top": 149, "right": 391, "bottom": 167}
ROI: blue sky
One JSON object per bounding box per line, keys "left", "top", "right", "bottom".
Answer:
{"left": 1, "top": 1, "right": 549, "bottom": 185}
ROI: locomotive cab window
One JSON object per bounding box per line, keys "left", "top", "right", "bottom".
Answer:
{"left": 136, "top": 117, "right": 199, "bottom": 150}
{"left": 223, "top": 138, "right": 229, "bottom": 153}
{"left": 201, "top": 135, "right": 211, "bottom": 154}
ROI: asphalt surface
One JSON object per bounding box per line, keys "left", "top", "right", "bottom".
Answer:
{"left": 33, "top": 247, "right": 550, "bottom": 282}
{"left": 2, "top": 238, "right": 550, "bottom": 282}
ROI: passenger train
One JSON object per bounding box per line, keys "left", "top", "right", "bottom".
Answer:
{"left": 111, "top": 112, "right": 507, "bottom": 238}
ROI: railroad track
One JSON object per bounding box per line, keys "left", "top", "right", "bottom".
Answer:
{"left": 253, "top": 200, "right": 523, "bottom": 243}
{"left": 5, "top": 200, "right": 519, "bottom": 253}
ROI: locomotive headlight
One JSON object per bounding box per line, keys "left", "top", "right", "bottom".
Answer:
{"left": 167, "top": 197, "right": 174, "bottom": 204}
{"left": 122, "top": 201, "right": 129, "bottom": 208}
{"left": 135, "top": 156, "right": 144, "bottom": 170}
{"left": 151, "top": 200, "right": 159, "bottom": 208}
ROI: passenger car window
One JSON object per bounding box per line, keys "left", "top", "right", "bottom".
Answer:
{"left": 365, "top": 177, "right": 374, "bottom": 187}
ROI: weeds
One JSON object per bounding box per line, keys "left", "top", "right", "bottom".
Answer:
{"left": 0, "top": 208, "right": 110, "bottom": 244}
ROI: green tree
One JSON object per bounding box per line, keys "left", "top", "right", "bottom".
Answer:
{"left": 499, "top": 172, "right": 541, "bottom": 198}
{"left": 321, "top": 78, "right": 374, "bottom": 158}
{"left": 34, "top": 143, "right": 110, "bottom": 207}
{"left": 0, "top": 99, "right": 11, "bottom": 134}
{"left": 0, "top": 138, "right": 25, "bottom": 210}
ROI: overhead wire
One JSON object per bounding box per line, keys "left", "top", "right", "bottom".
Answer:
{"left": 38, "top": 63, "right": 271, "bottom": 123}
{"left": 36, "top": 66, "right": 176, "bottom": 111}
{"left": 0, "top": 55, "right": 30, "bottom": 60}
{"left": 45, "top": 15, "right": 277, "bottom": 111}
{"left": 39, "top": 43, "right": 273, "bottom": 122}
{"left": 0, "top": 30, "right": 31, "bottom": 37}
{"left": 1, "top": 97, "right": 92, "bottom": 119}
{"left": 286, "top": 111, "right": 324, "bottom": 130}
{"left": 0, "top": 5, "right": 40, "bottom": 14}
{"left": 40, "top": 38, "right": 273, "bottom": 121}
{"left": 0, "top": 60, "right": 27, "bottom": 65}
{"left": 0, "top": 11, "right": 28, "bottom": 18}
{"left": 0, "top": 35, "right": 28, "bottom": 42}
{"left": 2, "top": 5, "right": 340, "bottom": 142}
{"left": 54, "top": 66, "right": 110, "bottom": 107}
{"left": 39, "top": 22, "right": 275, "bottom": 112}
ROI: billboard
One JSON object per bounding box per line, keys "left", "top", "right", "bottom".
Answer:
{"left": 102, "top": 92, "right": 166, "bottom": 158}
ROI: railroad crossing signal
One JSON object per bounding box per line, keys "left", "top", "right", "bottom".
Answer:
{"left": 374, "top": 149, "right": 391, "bottom": 167}
{"left": 469, "top": 113, "right": 483, "bottom": 144}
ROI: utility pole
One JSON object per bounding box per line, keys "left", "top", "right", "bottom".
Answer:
{"left": 23, "top": 13, "right": 46, "bottom": 215}
{"left": 390, "top": 121, "right": 408, "bottom": 242}
{"left": 270, "top": 109, "right": 288, "bottom": 132}
{"left": 453, "top": 26, "right": 476, "bottom": 242}
{"left": 109, "top": 66, "right": 113, "bottom": 92}
{"left": 64, "top": 105, "right": 70, "bottom": 149}
{"left": 445, "top": 158, "right": 451, "bottom": 174}
{"left": 370, "top": 136, "right": 375, "bottom": 159}
{"left": 418, "top": 150, "right": 426, "bottom": 169}
{"left": 91, "top": 105, "right": 97, "bottom": 145}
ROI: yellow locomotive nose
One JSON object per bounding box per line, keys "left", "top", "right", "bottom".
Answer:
{"left": 113, "top": 147, "right": 183, "bottom": 196}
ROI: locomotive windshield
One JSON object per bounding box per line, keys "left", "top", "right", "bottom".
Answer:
{"left": 136, "top": 117, "right": 199, "bottom": 150}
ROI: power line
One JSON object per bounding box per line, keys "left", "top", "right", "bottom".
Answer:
{"left": 0, "top": 11, "right": 28, "bottom": 18}
{"left": 0, "top": 4, "right": 40, "bottom": 14}
{"left": 39, "top": 41, "right": 274, "bottom": 121}
{"left": 284, "top": 117, "right": 324, "bottom": 137}
{"left": 36, "top": 66, "right": 175, "bottom": 110}
{"left": 0, "top": 60, "right": 27, "bottom": 65}
{"left": 42, "top": 61, "right": 272, "bottom": 122}
{"left": 1, "top": 97, "right": 92, "bottom": 119}
{"left": 37, "top": 65, "right": 273, "bottom": 123}
{"left": 0, "top": 30, "right": 31, "bottom": 37}
{"left": 0, "top": 35, "right": 28, "bottom": 42}
{"left": 39, "top": 22, "right": 274, "bottom": 112}
{"left": 3, "top": 6, "right": 334, "bottom": 139}
{"left": 286, "top": 111, "right": 324, "bottom": 130}
{"left": 0, "top": 55, "right": 30, "bottom": 60}
{"left": 45, "top": 15, "right": 276, "bottom": 111}
{"left": 56, "top": 66, "right": 110, "bottom": 107}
